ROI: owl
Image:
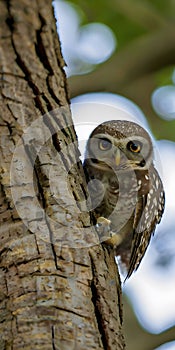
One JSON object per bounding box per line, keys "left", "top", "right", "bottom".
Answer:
{"left": 83, "top": 120, "right": 165, "bottom": 278}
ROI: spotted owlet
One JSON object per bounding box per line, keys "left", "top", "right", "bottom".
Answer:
{"left": 83, "top": 120, "right": 165, "bottom": 278}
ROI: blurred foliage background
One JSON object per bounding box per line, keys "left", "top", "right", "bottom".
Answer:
{"left": 54, "top": 1, "right": 175, "bottom": 349}
{"left": 65, "top": 0, "right": 175, "bottom": 141}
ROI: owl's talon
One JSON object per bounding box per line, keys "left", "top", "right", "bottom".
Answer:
{"left": 96, "top": 217, "right": 112, "bottom": 242}
{"left": 96, "top": 218, "right": 123, "bottom": 246}
{"left": 96, "top": 217, "right": 111, "bottom": 229}
{"left": 109, "top": 230, "right": 116, "bottom": 238}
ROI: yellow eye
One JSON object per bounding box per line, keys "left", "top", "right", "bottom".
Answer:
{"left": 127, "top": 140, "right": 142, "bottom": 153}
{"left": 99, "top": 138, "right": 112, "bottom": 151}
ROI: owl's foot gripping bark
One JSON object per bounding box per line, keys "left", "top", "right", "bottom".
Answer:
{"left": 96, "top": 216, "right": 122, "bottom": 246}
{"left": 96, "top": 217, "right": 111, "bottom": 243}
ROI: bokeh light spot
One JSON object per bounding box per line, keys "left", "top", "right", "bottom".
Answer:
{"left": 151, "top": 85, "right": 175, "bottom": 120}
{"left": 78, "top": 23, "right": 116, "bottom": 64}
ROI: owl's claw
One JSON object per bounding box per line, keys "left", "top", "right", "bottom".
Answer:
{"left": 96, "top": 217, "right": 112, "bottom": 242}
{"left": 96, "top": 217, "right": 111, "bottom": 229}
{"left": 96, "top": 216, "right": 122, "bottom": 246}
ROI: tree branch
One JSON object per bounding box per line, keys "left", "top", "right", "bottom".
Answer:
{"left": 68, "top": 23, "right": 175, "bottom": 98}
{"left": 109, "top": 0, "right": 166, "bottom": 30}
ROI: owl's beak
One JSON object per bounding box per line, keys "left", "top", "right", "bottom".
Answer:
{"left": 115, "top": 148, "right": 121, "bottom": 166}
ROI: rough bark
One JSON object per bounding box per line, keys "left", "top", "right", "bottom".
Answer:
{"left": 0, "top": 1, "right": 125, "bottom": 349}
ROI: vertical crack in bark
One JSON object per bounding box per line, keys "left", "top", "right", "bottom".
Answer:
{"left": 89, "top": 248, "right": 125, "bottom": 350}
{"left": 42, "top": 113, "right": 72, "bottom": 166}
{"left": 42, "top": 113, "right": 88, "bottom": 214}
{"left": 24, "top": 144, "right": 59, "bottom": 270}
{"left": 104, "top": 246, "right": 123, "bottom": 326}
{"left": 6, "top": 1, "right": 60, "bottom": 113}
{"left": 89, "top": 253, "right": 109, "bottom": 350}
{"left": 51, "top": 325, "right": 56, "bottom": 350}
{"left": 35, "top": 13, "right": 63, "bottom": 106}
{"left": 33, "top": 161, "right": 59, "bottom": 270}
{"left": 117, "top": 283, "right": 124, "bottom": 326}
{"left": 35, "top": 14, "right": 54, "bottom": 74}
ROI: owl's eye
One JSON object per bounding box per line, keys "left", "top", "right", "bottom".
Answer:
{"left": 99, "top": 138, "right": 112, "bottom": 151}
{"left": 127, "top": 140, "right": 142, "bottom": 153}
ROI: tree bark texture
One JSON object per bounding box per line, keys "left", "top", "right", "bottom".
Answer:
{"left": 0, "top": 1, "right": 125, "bottom": 349}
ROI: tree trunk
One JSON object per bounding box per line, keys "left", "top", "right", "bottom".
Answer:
{"left": 0, "top": 1, "right": 125, "bottom": 349}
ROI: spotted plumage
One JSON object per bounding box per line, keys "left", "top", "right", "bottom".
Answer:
{"left": 84, "top": 120, "right": 165, "bottom": 278}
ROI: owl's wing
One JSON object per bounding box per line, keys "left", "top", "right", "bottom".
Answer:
{"left": 126, "top": 167, "right": 165, "bottom": 279}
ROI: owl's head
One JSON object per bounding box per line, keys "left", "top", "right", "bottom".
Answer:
{"left": 85, "top": 120, "right": 153, "bottom": 172}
